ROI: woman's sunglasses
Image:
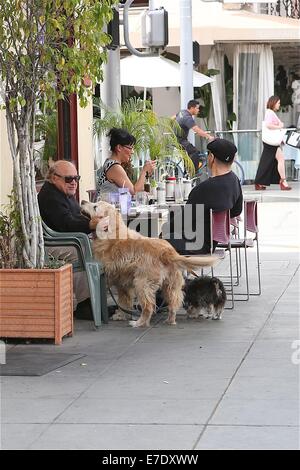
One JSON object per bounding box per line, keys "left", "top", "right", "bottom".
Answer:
{"left": 54, "top": 173, "right": 81, "bottom": 183}
{"left": 123, "top": 145, "right": 134, "bottom": 150}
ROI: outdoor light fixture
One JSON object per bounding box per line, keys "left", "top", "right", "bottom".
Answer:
{"left": 122, "top": 0, "right": 169, "bottom": 57}
{"left": 107, "top": 7, "right": 120, "bottom": 50}
{"left": 141, "top": 7, "right": 169, "bottom": 48}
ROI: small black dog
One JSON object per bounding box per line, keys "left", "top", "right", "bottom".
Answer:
{"left": 183, "top": 276, "right": 226, "bottom": 320}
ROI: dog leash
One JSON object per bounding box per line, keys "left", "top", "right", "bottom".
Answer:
{"left": 108, "top": 287, "right": 141, "bottom": 317}
{"left": 190, "top": 270, "right": 200, "bottom": 278}
{"left": 108, "top": 286, "right": 168, "bottom": 318}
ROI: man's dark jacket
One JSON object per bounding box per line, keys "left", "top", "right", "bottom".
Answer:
{"left": 38, "top": 181, "right": 90, "bottom": 233}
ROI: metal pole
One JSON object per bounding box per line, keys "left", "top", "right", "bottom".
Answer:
{"left": 180, "top": 0, "right": 194, "bottom": 144}
{"left": 100, "top": 50, "right": 121, "bottom": 113}
{"left": 149, "top": 0, "right": 162, "bottom": 9}
{"left": 99, "top": 48, "right": 121, "bottom": 163}
{"left": 180, "top": 0, "right": 193, "bottom": 110}
{"left": 100, "top": 10, "right": 121, "bottom": 163}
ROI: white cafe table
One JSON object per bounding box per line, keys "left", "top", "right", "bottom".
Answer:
{"left": 126, "top": 204, "right": 170, "bottom": 238}
{"left": 283, "top": 139, "right": 300, "bottom": 171}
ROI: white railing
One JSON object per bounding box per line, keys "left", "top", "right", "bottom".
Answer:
{"left": 213, "top": 128, "right": 299, "bottom": 181}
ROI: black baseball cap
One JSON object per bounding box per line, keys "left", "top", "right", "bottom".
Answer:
{"left": 207, "top": 138, "right": 237, "bottom": 163}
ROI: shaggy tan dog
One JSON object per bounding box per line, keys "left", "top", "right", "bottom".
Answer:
{"left": 81, "top": 200, "right": 216, "bottom": 328}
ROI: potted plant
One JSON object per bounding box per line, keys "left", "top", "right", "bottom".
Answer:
{"left": 0, "top": 0, "right": 117, "bottom": 341}
{"left": 93, "top": 97, "right": 195, "bottom": 177}
{"left": 0, "top": 194, "right": 73, "bottom": 344}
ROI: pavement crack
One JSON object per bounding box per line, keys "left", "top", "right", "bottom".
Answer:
{"left": 192, "top": 262, "right": 300, "bottom": 450}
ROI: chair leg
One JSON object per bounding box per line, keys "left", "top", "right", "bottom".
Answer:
{"left": 256, "top": 238, "right": 262, "bottom": 295}
{"left": 224, "top": 248, "right": 234, "bottom": 309}
{"left": 250, "top": 237, "right": 262, "bottom": 296}
{"left": 237, "top": 246, "right": 242, "bottom": 282}
{"left": 85, "top": 261, "right": 108, "bottom": 327}
{"left": 211, "top": 251, "right": 235, "bottom": 309}
{"left": 100, "top": 272, "right": 109, "bottom": 323}
{"left": 229, "top": 245, "right": 251, "bottom": 301}
{"left": 234, "top": 247, "right": 242, "bottom": 286}
{"left": 243, "top": 245, "right": 250, "bottom": 300}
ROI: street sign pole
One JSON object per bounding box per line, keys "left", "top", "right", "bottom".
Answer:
{"left": 180, "top": 0, "right": 195, "bottom": 145}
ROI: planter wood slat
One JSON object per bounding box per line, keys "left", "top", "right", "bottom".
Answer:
{"left": 2, "top": 325, "right": 55, "bottom": 333}
{"left": 0, "top": 310, "right": 55, "bottom": 317}
{"left": 0, "top": 264, "right": 73, "bottom": 345}
{"left": 1, "top": 272, "right": 59, "bottom": 281}
{"left": 1, "top": 281, "right": 54, "bottom": 288}
{"left": 3, "top": 288, "right": 57, "bottom": 296}
{"left": 1, "top": 318, "right": 55, "bottom": 325}
{"left": 1, "top": 300, "right": 55, "bottom": 308}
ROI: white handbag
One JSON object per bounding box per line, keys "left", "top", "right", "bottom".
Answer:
{"left": 262, "top": 121, "right": 286, "bottom": 146}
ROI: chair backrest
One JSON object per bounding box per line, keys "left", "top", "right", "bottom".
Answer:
{"left": 210, "top": 209, "right": 231, "bottom": 245}
{"left": 244, "top": 200, "right": 258, "bottom": 234}
{"left": 42, "top": 221, "right": 93, "bottom": 260}
{"left": 42, "top": 222, "right": 107, "bottom": 327}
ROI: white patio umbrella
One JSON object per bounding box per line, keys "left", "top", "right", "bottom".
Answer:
{"left": 120, "top": 55, "right": 213, "bottom": 89}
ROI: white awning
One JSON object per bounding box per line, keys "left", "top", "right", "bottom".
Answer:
{"left": 120, "top": 55, "right": 213, "bottom": 88}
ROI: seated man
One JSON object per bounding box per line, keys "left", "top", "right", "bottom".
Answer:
{"left": 163, "top": 138, "right": 243, "bottom": 254}
{"left": 38, "top": 160, "right": 102, "bottom": 318}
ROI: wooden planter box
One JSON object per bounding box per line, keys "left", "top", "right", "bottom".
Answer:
{"left": 0, "top": 264, "right": 73, "bottom": 345}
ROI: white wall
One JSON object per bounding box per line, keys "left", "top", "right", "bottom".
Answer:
{"left": 151, "top": 44, "right": 215, "bottom": 117}
{"left": 1, "top": 100, "right": 96, "bottom": 206}
{"left": 152, "top": 87, "right": 181, "bottom": 116}
{"left": 77, "top": 98, "right": 96, "bottom": 201}
{"left": 0, "top": 110, "right": 13, "bottom": 204}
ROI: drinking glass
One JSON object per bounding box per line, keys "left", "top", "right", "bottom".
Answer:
{"left": 135, "top": 191, "right": 148, "bottom": 207}
{"left": 98, "top": 192, "right": 111, "bottom": 203}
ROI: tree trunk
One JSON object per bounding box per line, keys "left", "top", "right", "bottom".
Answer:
{"left": 5, "top": 107, "right": 45, "bottom": 269}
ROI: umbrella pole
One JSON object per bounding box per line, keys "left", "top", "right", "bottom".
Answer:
{"left": 143, "top": 87, "right": 147, "bottom": 108}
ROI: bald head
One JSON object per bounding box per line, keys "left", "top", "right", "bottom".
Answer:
{"left": 48, "top": 160, "right": 79, "bottom": 196}
{"left": 53, "top": 160, "right": 77, "bottom": 174}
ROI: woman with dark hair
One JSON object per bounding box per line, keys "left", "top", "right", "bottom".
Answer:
{"left": 255, "top": 96, "right": 291, "bottom": 191}
{"left": 97, "top": 128, "right": 156, "bottom": 195}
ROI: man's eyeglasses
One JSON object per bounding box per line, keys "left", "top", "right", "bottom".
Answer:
{"left": 54, "top": 173, "right": 81, "bottom": 183}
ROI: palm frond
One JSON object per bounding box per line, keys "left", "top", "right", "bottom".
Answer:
{"left": 93, "top": 97, "right": 195, "bottom": 175}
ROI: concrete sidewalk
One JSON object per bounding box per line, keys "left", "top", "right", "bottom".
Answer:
{"left": 1, "top": 183, "right": 299, "bottom": 450}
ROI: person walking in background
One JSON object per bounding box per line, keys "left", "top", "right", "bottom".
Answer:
{"left": 96, "top": 128, "right": 156, "bottom": 196}
{"left": 255, "top": 95, "right": 292, "bottom": 191}
{"left": 173, "top": 100, "right": 213, "bottom": 172}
